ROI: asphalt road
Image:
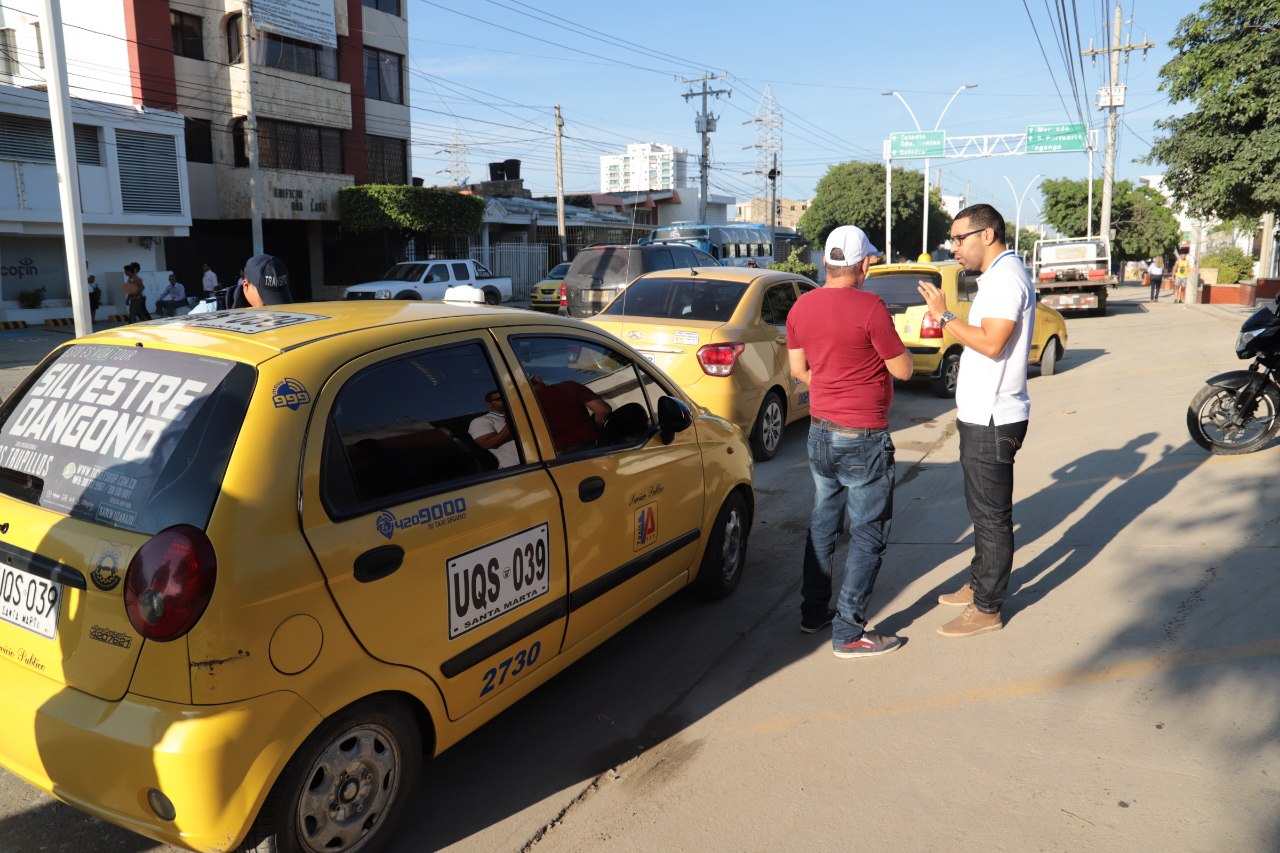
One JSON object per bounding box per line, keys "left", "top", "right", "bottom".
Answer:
{"left": 1, "top": 288, "right": 1278, "bottom": 852}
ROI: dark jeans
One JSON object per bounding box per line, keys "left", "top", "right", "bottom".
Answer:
{"left": 801, "top": 424, "right": 895, "bottom": 644}
{"left": 957, "top": 418, "right": 1029, "bottom": 613}
{"left": 1149, "top": 276, "right": 1163, "bottom": 300}
{"left": 127, "top": 295, "right": 151, "bottom": 323}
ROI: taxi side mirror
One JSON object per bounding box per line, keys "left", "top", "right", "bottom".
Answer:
{"left": 657, "top": 395, "right": 693, "bottom": 444}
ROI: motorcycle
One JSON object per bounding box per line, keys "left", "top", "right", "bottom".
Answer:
{"left": 1187, "top": 296, "right": 1280, "bottom": 454}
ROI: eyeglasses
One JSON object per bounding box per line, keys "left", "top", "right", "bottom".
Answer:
{"left": 950, "top": 227, "right": 987, "bottom": 245}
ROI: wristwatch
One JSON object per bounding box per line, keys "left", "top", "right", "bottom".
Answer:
{"left": 939, "top": 311, "right": 958, "bottom": 329}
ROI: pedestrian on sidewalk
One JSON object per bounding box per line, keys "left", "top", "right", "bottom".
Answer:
{"left": 787, "top": 225, "right": 914, "bottom": 659}
{"left": 123, "top": 263, "right": 152, "bottom": 322}
{"left": 1174, "top": 252, "right": 1190, "bottom": 303}
{"left": 1147, "top": 256, "right": 1165, "bottom": 302}
{"left": 917, "top": 203, "right": 1034, "bottom": 638}
{"left": 155, "top": 274, "right": 187, "bottom": 316}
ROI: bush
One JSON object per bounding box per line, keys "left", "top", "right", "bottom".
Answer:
{"left": 1200, "top": 247, "right": 1254, "bottom": 284}
{"left": 768, "top": 247, "right": 818, "bottom": 281}
{"left": 17, "top": 287, "right": 45, "bottom": 309}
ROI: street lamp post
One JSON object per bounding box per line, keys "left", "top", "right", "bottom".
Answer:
{"left": 1003, "top": 173, "right": 1044, "bottom": 256}
{"left": 883, "top": 84, "right": 976, "bottom": 258}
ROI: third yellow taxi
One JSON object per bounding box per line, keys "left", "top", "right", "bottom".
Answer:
{"left": 862, "top": 259, "right": 1068, "bottom": 397}
{"left": 585, "top": 266, "right": 812, "bottom": 461}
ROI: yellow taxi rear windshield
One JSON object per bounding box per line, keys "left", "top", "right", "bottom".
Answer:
{"left": 599, "top": 277, "right": 746, "bottom": 321}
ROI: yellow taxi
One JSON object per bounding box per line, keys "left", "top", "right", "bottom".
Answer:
{"left": 863, "top": 260, "right": 1068, "bottom": 397}
{"left": 585, "top": 267, "right": 812, "bottom": 461}
{"left": 529, "top": 261, "right": 569, "bottom": 312}
{"left": 0, "top": 302, "right": 753, "bottom": 852}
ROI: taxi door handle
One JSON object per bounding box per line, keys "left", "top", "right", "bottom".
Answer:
{"left": 354, "top": 545, "right": 404, "bottom": 583}
{"left": 579, "top": 476, "right": 605, "bottom": 503}
{"left": 775, "top": 335, "right": 786, "bottom": 345}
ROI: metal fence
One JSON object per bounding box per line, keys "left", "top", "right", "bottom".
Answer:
{"left": 469, "top": 243, "right": 554, "bottom": 300}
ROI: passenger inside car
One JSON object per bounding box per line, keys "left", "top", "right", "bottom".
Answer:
{"left": 529, "top": 374, "right": 612, "bottom": 453}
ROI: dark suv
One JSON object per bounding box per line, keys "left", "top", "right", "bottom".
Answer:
{"left": 563, "top": 242, "right": 718, "bottom": 318}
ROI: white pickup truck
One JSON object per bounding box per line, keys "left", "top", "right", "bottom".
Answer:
{"left": 344, "top": 259, "right": 513, "bottom": 304}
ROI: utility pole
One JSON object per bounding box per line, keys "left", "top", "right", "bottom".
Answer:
{"left": 1083, "top": 1, "right": 1154, "bottom": 251}
{"left": 243, "top": 2, "right": 264, "bottom": 256}
{"left": 681, "top": 73, "right": 730, "bottom": 223}
{"left": 554, "top": 105, "right": 567, "bottom": 263}
{"left": 743, "top": 84, "right": 782, "bottom": 223}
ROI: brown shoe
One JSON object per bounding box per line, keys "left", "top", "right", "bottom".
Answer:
{"left": 937, "top": 604, "right": 1003, "bottom": 638}
{"left": 937, "top": 583, "right": 973, "bottom": 607}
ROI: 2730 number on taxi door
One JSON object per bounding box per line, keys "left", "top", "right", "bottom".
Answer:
{"left": 447, "top": 523, "right": 549, "bottom": 639}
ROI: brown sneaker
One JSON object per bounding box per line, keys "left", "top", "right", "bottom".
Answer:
{"left": 937, "top": 604, "right": 1003, "bottom": 638}
{"left": 937, "top": 583, "right": 973, "bottom": 607}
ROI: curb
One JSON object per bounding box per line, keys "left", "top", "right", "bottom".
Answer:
{"left": 43, "top": 318, "right": 75, "bottom": 327}
{"left": 0, "top": 321, "right": 29, "bottom": 330}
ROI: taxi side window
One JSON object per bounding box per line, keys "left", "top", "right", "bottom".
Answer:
{"left": 511, "top": 335, "right": 656, "bottom": 456}
{"left": 324, "top": 341, "right": 517, "bottom": 515}
{"left": 959, "top": 271, "right": 980, "bottom": 302}
{"left": 760, "top": 283, "right": 798, "bottom": 326}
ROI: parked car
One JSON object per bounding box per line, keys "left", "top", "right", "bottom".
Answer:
{"left": 563, "top": 242, "right": 718, "bottom": 318}
{"left": 863, "top": 260, "right": 1069, "bottom": 397}
{"left": 344, "top": 259, "right": 513, "bottom": 304}
{"left": 0, "top": 302, "right": 753, "bottom": 852}
{"left": 530, "top": 262, "right": 570, "bottom": 312}
{"left": 586, "top": 266, "right": 811, "bottom": 460}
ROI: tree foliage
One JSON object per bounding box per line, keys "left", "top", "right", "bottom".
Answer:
{"left": 1200, "top": 246, "right": 1254, "bottom": 283}
{"left": 1039, "top": 178, "right": 1181, "bottom": 263}
{"left": 797, "top": 161, "right": 952, "bottom": 260}
{"left": 338, "top": 186, "right": 487, "bottom": 235}
{"left": 1146, "top": 0, "right": 1280, "bottom": 220}
{"left": 768, "top": 247, "right": 818, "bottom": 281}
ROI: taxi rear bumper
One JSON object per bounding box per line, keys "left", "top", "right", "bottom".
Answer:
{"left": 0, "top": 655, "right": 320, "bottom": 853}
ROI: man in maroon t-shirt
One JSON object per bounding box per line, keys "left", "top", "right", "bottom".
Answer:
{"left": 787, "top": 224, "right": 913, "bottom": 659}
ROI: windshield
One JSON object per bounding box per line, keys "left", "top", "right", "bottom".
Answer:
{"left": 381, "top": 264, "right": 426, "bottom": 282}
{"left": 0, "top": 344, "right": 255, "bottom": 535}
{"left": 863, "top": 272, "right": 940, "bottom": 308}
{"left": 600, "top": 276, "right": 747, "bottom": 322}
{"left": 546, "top": 263, "right": 570, "bottom": 280}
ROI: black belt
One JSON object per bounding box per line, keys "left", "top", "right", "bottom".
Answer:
{"left": 810, "top": 417, "right": 886, "bottom": 437}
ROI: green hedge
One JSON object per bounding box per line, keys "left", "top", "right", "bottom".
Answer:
{"left": 768, "top": 247, "right": 818, "bottom": 281}
{"left": 1200, "top": 246, "right": 1254, "bottom": 285}
{"left": 338, "top": 186, "right": 486, "bottom": 235}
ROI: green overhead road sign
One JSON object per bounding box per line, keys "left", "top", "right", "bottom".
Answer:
{"left": 889, "top": 130, "right": 945, "bottom": 159}
{"left": 1026, "top": 123, "right": 1088, "bottom": 153}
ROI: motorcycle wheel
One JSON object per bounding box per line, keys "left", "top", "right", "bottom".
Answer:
{"left": 1187, "top": 382, "right": 1280, "bottom": 455}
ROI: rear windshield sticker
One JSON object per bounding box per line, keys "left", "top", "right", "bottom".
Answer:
{"left": 156, "top": 310, "right": 328, "bottom": 335}
{"left": 89, "top": 542, "right": 130, "bottom": 592}
{"left": 272, "top": 378, "right": 311, "bottom": 410}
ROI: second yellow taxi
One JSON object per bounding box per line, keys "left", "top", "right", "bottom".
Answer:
{"left": 586, "top": 266, "right": 813, "bottom": 460}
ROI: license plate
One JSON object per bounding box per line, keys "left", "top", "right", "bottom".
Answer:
{"left": 446, "top": 524, "right": 550, "bottom": 640}
{"left": 0, "top": 564, "right": 62, "bottom": 640}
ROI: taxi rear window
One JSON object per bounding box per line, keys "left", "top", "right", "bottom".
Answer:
{"left": 0, "top": 343, "right": 254, "bottom": 535}
{"left": 598, "top": 277, "right": 746, "bottom": 321}
{"left": 863, "top": 273, "right": 941, "bottom": 309}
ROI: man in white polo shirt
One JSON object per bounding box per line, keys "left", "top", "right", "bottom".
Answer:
{"left": 917, "top": 203, "right": 1034, "bottom": 638}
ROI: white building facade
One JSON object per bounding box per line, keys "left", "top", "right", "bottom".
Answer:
{"left": 600, "top": 143, "right": 688, "bottom": 193}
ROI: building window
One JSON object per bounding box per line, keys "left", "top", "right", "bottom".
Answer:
{"left": 0, "top": 28, "right": 18, "bottom": 76}
{"left": 364, "top": 47, "right": 402, "bottom": 104}
{"left": 170, "top": 10, "right": 203, "bottom": 60}
{"left": 184, "top": 116, "right": 213, "bottom": 163}
{"left": 367, "top": 134, "right": 407, "bottom": 184}
{"left": 226, "top": 13, "right": 242, "bottom": 63}
{"left": 233, "top": 117, "right": 344, "bottom": 174}
{"left": 0, "top": 115, "right": 101, "bottom": 165}
{"left": 260, "top": 32, "right": 337, "bottom": 80}
{"left": 361, "top": 0, "right": 400, "bottom": 14}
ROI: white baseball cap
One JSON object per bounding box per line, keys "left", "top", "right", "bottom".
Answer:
{"left": 824, "top": 225, "right": 880, "bottom": 267}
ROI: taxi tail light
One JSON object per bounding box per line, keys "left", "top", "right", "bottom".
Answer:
{"left": 697, "top": 342, "right": 745, "bottom": 376}
{"left": 124, "top": 525, "right": 217, "bottom": 642}
{"left": 921, "top": 311, "right": 943, "bottom": 339}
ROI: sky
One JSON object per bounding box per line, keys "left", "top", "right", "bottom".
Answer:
{"left": 403, "top": 1, "right": 1203, "bottom": 233}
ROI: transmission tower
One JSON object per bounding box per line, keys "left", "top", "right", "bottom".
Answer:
{"left": 437, "top": 125, "right": 470, "bottom": 186}
{"left": 743, "top": 85, "right": 783, "bottom": 224}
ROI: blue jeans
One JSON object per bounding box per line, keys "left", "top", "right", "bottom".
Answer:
{"left": 801, "top": 424, "right": 895, "bottom": 644}
{"left": 957, "top": 418, "right": 1029, "bottom": 613}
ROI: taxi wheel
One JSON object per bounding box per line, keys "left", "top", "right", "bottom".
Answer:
{"left": 240, "top": 698, "right": 422, "bottom": 853}
{"left": 749, "top": 391, "right": 785, "bottom": 461}
{"left": 692, "top": 490, "right": 749, "bottom": 599}
{"left": 1039, "top": 337, "right": 1060, "bottom": 376}
{"left": 931, "top": 351, "right": 961, "bottom": 398}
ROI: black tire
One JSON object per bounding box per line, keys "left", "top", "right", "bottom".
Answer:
{"left": 482, "top": 287, "right": 501, "bottom": 306}
{"left": 691, "top": 490, "right": 749, "bottom": 599}
{"left": 749, "top": 391, "right": 785, "bottom": 461}
{"left": 1039, "top": 337, "right": 1060, "bottom": 376}
{"left": 393, "top": 291, "right": 419, "bottom": 300}
{"left": 1187, "top": 383, "right": 1280, "bottom": 455}
{"left": 239, "top": 697, "right": 422, "bottom": 853}
{"left": 930, "top": 350, "right": 961, "bottom": 398}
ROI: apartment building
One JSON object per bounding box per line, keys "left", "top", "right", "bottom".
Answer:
{"left": 0, "top": 0, "right": 411, "bottom": 303}
{"left": 599, "top": 143, "right": 688, "bottom": 193}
